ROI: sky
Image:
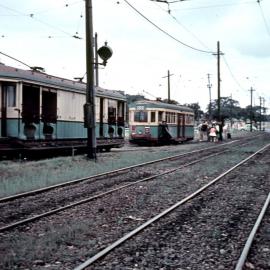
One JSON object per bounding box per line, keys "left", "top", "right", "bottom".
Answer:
{"left": 0, "top": 0, "right": 270, "bottom": 111}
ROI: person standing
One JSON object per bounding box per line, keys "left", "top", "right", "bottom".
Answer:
{"left": 209, "top": 125, "right": 217, "bottom": 142}
{"left": 199, "top": 121, "right": 208, "bottom": 141}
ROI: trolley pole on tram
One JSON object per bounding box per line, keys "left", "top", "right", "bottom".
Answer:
{"left": 85, "top": 0, "right": 96, "bottom": 159}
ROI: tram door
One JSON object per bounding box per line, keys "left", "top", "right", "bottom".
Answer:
{"left": 22, "top": 85, "right": 40, "bottom": 124}
{"left": 22, "top": 85, "right": 40, "bottom": 139}
{"left": 42, "top": 90, "right": 57, "bottom": 123}
{"left": 99, "top": 97, "right": 104, "bottom": 137}
{"left": 1, "top": 83, "right": 16, "bottom": 137}
{"left": 177, "top": 113, "right": 186, "bottom": 138}
{"left": 1, "top": 84, "right": 7, "bottom": 137}
{"left": 42, "top": 90, "right": 57, "bottom": 139}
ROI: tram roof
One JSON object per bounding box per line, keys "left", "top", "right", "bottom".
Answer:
{"left": 129, "top": 99, "right": 194, "bottom": 113}
{"left": 0, "top": 63, "right": 126, "bottom": 101}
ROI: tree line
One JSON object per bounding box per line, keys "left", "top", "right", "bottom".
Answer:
{"left": 184, "top": 96, "right": 269, "bottom": 124}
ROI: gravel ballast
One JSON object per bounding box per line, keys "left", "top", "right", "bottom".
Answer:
{"left": 0, "top": 133, "right": 269, "bottom": 269}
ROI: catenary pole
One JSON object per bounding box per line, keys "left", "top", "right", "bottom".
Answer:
{"left": 249, "top": 87, "right": 255, "bottom": 132}
{"left": 217, "top": 41, "right": 221, "bottom": 124}
{"left": 214, "top": 41, "right": 223, "bottom": 141}
{"left": 262, "top": 97, "right": 265, "bottom": 131}
{"left": 85, "top": 0, "right": 96, "bottom": 159}
{"left": 94, "top": 32, "right": 99, "bottom": 87}
{"left": 207, "top": 73, "right": 212, "bottom": 120}
{"left": 167, "top": 70, "right": 171, "bottom": 102}
{"left": 162, "top": 70, "right": 174, "bottom": 102}
{"left": 259, "top": 96, "right": 262, "bottom": 131}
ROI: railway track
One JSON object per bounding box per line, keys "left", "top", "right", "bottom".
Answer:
{"left": 0, "top": 140, "right": 238, "bottom": 203}
{"left": 0, "top": 141, "right": 240, "bottom": 232}
{"left": 0, "top": 141, "right": 238, "bottom": 232}
{"left": 74, "top": 143, "right": 270, "bottom": 270}
{"left": 235, "top": 192, "right": 270, "bottom": 270}
{"left": 0, "top": 134, "right": 263, "bottom": 204}
{"left": 1, "top": 134, "right": 269, "bottom": 269}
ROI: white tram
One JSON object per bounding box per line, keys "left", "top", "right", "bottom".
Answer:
{"left": 0, "top": 64, "right": 126, "bottom": 157}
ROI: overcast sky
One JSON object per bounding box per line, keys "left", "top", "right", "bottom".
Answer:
{"left": 0, "top": 0, "right": 270, "bottom": 111}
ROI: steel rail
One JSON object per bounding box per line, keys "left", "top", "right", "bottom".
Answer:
{"left": 73, "top": 143, "right": 270, "bottom": 270}
{"left": 0, "top": 151, "right": 225, "bottom": 233}
{"left": 235, "top": 192, "right": 270, "bottom": 270}
{"left": 0, "top": 140, "right": 238, "bottom": 203}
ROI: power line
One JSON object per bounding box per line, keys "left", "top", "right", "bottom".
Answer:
{"left": 0, "top": 3, "right": 83, "bottom": 39}
{"left": 0, "top": 51, "right": 44, "bottom": 71}
{"left": 151, "top": 0, "right": 211, "bottom": 51}
{"left": 32, "top": 0, "right": 84, "bottom": 15}
{"left": 256, "top": 0, "right": 270, "bottom": 37}
{"left": 0, "top": 34, "right": 76, "bottom": 39}
{"left": 221, "top": 55, "right": 245, "bottom": 91}
{"left": 123, "top": 0, "right": 214, "bottom": 54}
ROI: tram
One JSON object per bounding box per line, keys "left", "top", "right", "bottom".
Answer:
{"left": 0, "top": 63, "right": 126, "bottom": 158}
{"left": 129, "top": 99, "right": 194, "bottom": 145}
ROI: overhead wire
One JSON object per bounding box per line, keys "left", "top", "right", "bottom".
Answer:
{"left": 0, "top": 3, "right": 83, "bottom": 39}
{"left": 256, "top": 0, "right": 270, "bottom": 37}
{"left": 221, "top": 55, "right": 245, "bottom": 92}
{"left": 0, "top": 51, "right": 33, "bottom": 69}
{"left": 32, "top": 0, "right": 83, "bottom": 15}
{"left": 123, "top": 0, "right": 215, "bottom": 54}
{"left": 151, "top": 0, "right": 212, "bottom": 51}
{"left": 152, "top": 0, "right": 265, "bottom": 104}
{"left": 74, "top": 7, "right": 84, "bottom": 37}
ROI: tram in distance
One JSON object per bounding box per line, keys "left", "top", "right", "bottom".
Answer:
{"left": 128, "top": 99, "right": 194, "bottom": 145}
{"left": 0, "top": 64, "right": 126, "bottom": 157}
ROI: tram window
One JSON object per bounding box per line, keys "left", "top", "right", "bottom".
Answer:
{"left": 151, "top": 111, "right": 156, "bottom": 122}
{"left": 5, "top": 84, "right": 16, "bottom": 107}
{"left": 108, "top": 106, "right": 116, "bottom": 124}
{"left": 172, "top": 113, "right": 176, "bottom": 123}
{"left": 165, "top": 112, "right": 169, "bottom": 123}
{"left": 108, "top": 99, "right": 117, "bottom": 124}
{"left": 134, "top": 111, "right": 148, "bottom": 122}
{"left": 165, "top": 112, "right": 176, "bottom": 123}
{"left": 186, "top": 114, "right": 194, "bottom": 125}
{"left": 158, "top": 111, "right": 163, "bottom": 122}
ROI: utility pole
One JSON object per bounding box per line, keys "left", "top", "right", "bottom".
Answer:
{"left": 84, "top": 0, "right": 96, "bottom": 159}
{"left": 249, "top": 87, "right": 255, "bottom": 132}
{"left": 230, "top": 93, "right": 233, "bottom": 127}
{"left": 213, "top": 41, "right": 223, "bottom": 140}
{"left": 94, "top": 32, "right": 99, "bottom": 87}
{"left": 262, "top": 97, "right": 266, "bottom": 131}
{"left": 259, "top": 96, "right": 263, "bottom": 131}
{"left": 162, "top": 70, "right": 174, "bottom": 102}
{"left": 217, "top": 41, "right": 221, "bottom": 124}
{"left": 207, "top": 73, "right": 212, "bottom": 120}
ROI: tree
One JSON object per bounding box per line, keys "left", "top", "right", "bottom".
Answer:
{"left": 183, "top": 102, "right": 204, "bottom": 121}
{"left": 162, "top": 98, "right": 179, "bottom": 105}
{"left": 208, "top": 96, "right": 241, "bottom": 120}
{"left": 243, "top": 105, "right": 262, "bottom": 124}
{"left": 126, "top": 94, "right": 146, "bottom": 104}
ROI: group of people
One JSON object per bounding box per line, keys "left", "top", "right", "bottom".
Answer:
{"left": 198, "top": 120, "right": 229, "bottom": 142}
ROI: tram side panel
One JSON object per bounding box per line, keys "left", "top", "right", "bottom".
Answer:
{"left": 0, "top": 80, "right": 125, "bottom": 144}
